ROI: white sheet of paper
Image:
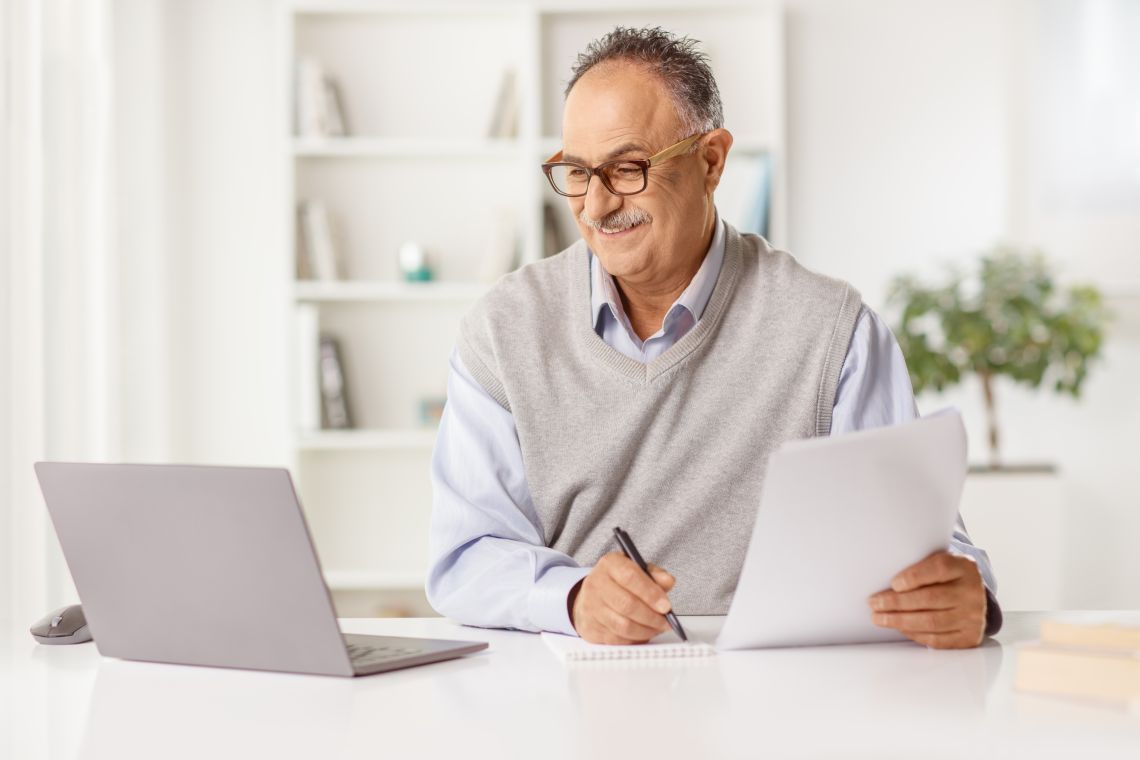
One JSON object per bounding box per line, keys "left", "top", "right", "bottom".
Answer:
{"left": 716, "top": 411, "right": 968, "bottom": 650}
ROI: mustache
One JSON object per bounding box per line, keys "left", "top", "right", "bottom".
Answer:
{"left": 578, "top": 207, "right": 652, "bottom": 234}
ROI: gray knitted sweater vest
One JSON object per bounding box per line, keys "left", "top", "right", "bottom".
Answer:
{"left": 458, "top": 224, "right": 863, "bottom": 614}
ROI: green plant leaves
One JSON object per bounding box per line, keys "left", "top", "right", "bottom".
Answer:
{"left": 888, "top": 246, "right": 1110, "bottom": 399}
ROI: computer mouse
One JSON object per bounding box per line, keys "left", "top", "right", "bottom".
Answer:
{"left": 30, "top": 604, "right": 93, "bottom": 645}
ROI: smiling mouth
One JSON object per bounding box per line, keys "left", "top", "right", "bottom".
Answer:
{"left": 598, "top": 221, "right": 646, "bottom": 237}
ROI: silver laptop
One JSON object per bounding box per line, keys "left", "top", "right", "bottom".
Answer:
{"left": 34, "top": 462, "right": 487, "bottom": 677}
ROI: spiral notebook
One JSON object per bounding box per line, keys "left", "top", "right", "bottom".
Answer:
{"left": 541, "top": 631, "right": 716, "bottom": 662}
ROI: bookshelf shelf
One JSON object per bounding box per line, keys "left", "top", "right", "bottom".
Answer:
{"left": 293, "top": 137, "right": 526, "bottom": 159}
{"left": 297, "top": 429, "right": 437, "bottom": 451}
{"left": 324, "top": 570, "right": 425, "bottom": 591}
{"left": 284, "top": 1, "right": 786, "bottom": 601}
{"left": 294, "top": 280, "right": 488, "bottom": 303}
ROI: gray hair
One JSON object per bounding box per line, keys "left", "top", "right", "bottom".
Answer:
{"left": 565, "top": 26, "right": 724, "bottom": 142}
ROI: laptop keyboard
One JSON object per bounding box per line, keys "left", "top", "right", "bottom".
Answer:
{"left": 346, "top": 642, "right": 425, "bottom": 667}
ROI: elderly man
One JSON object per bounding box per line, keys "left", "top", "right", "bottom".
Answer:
{"left": 426, "top": 27, "right": 1001, "bottom": 648}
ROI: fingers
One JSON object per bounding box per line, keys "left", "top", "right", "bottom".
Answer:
{"left": 869, "top": 564, "right": 989, "bottom": 649}
{"left": 596, "top": 574, "right": 670, "bottom": 632}
{"left": 601, "top": 554, "right": 673, "bottom": 614}
{"left": 890, "top": 550, "right": 970, "bottom": 592}
{"left": 907, "top": 631, "right": 979, "bottom": 650}
{"left": 648, "top": 563, "right": 675, "bottom": 592}
{"left": 597, "top": 596, "right": 666, "bottom": 642}
{"left": 871, "top": 609, "right": 962, "bottom": 633}
{"left": 572, "top": 554, "right": 677, "bottom": 644}
{"left": 868, "top": 584, "right": 959, "bottom": 612}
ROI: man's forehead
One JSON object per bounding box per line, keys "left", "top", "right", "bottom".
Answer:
{"left": 560, "top": 136, "right": 653, "bottom": 165}
{"left": 560, "top": 63, "right": 679, "bottom": 163}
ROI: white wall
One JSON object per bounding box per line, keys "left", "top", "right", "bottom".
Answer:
{"left": 785, "top": 0, "right": 1140, "bottom": 607}
{"left": 113, "top": 0, "right": 289, "bottom": 468}
{"left": 785, "top": 0, "right": 1011, "bottom": 308}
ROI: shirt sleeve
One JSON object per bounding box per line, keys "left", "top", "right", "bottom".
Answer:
{"left": 832, "top": 305, "right": 1002, "bottom": 635}
{"left": 425, "top": 346, "right": 590, "bottom": 636}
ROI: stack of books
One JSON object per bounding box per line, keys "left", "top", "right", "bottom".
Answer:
{"left": 1016, "top": 620, "right": 1140, "bottom": 707}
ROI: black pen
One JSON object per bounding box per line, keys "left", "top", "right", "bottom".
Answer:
{"left": 612, "top": 526, "right": 688, "bottom": 642}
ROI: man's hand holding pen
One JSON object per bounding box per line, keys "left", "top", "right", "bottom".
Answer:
{"left": 568, "top": 553, "right": 677, "bottom": 644}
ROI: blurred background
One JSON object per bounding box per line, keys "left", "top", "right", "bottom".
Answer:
{"left": 2, "top": 0, "right": 1138, "bottom": 627}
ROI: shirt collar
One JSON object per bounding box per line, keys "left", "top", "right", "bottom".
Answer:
{"left": 590, "top": 211, "right": 726, "bottom": 331}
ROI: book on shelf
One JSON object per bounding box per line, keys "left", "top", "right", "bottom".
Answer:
{"left": 478, "top": 206, "right": 519, "bottom": 282}
{"left": 486, "top": 68, "right": 518, "bottom": 139}
{"left": 1015, "top": 619, "right": 1140, "bottom": 706}
{"left": 295, "top": 57, "right": 349, "bottom": 138}
{"left": 542, "top": 201, "right": 567, "bottom": 258}
{"left": 319, "top": 335, "right": 354, "bottom": 430}
{"left": 297, "top": 200, "right": 345, "bottom": 281}
{"left": 295, "top": 305, "right": 321, "bottom": 433}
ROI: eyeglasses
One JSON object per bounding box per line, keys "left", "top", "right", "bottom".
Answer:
{"left": 541, "top": 133, "right": 704, "bottom": 197}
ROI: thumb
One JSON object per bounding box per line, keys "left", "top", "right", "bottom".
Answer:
{"left": 648, "top": 564, "right": 675, "bottom": 592}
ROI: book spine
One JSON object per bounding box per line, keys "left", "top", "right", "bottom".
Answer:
{"left": 1016, "top": 646, "right": 1140, "bottom": 704}
{"left": 319, "top": 335, "right": 352, "bottom": 429}
{"left": 295, "top": 58, "right": 326, "bottom": 137}
{"left": 302, "top": 201, "right": 340, "bottom": 281}
{"left": 295, "top": 305, "right": 320, "bottom": 433}
{"left": 1040, "top": 621, "right": 1140, "bottom": 653}
{"left": 322, "top": 77, "right": 348, "bottom": 137}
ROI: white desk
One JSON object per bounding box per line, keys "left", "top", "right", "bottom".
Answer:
{"left": 3, "top": 612, "right": 1139, "bottom": 759}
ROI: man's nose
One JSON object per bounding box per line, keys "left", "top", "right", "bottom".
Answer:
{"left": 583, "top": 173, "right": 622, "bottom": 222}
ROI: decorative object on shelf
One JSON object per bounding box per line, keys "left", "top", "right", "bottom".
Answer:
{"left": 542, "top": 201, "right": 567, "bottom": 258}
{"left": 297, "top": 200, "right": 345, "bottom": 280}
{"left": 295, "top": 57, "right": 349, "bottom": 137}
{"left": 418, "top": 396, "right": 447, "bottom": 427}
{"left": 478, "top": 206, "right": 519, "bottom": 282}
{"left": 319, "top": 334, "right": 354, "bottom": 429}
{"left": 889, "top": 247, "right": 1109, "bottom": 468}
{"left": 486, "top": 68, "right": 519, "bottom": 139}
{"left": 398, "top": 241, "right": 433, "bottom": 282}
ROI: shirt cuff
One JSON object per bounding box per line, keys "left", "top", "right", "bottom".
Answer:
{"left": 527, "top": 564, "right": 592, "bottom": 636}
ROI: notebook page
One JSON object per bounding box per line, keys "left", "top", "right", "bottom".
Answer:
{"left": 541, "top": 631, "right": 716, "bottom": 662}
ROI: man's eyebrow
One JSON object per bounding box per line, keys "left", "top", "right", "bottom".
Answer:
{"left": 561, "top": 142, "right": 647, "bottom": 164}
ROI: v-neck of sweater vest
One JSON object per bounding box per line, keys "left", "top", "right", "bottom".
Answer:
{"left": 569, "top": 225, "right": 745, "bottom": 384}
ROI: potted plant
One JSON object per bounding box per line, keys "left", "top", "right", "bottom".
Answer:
{"left": 888, "top": 247, "right": 1109, "bottom": 470}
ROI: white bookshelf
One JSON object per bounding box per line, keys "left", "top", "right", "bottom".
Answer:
{"left": 282, "top": 0, "right": 787, "bottom": 605}
{"left": 297, "top": 429, "right": 437, "bottom": 451}
{"left": 294, "top": 280, "right": 488, "bottom": 303}
{"left": 292, "top": 136, "right": 525, "bottom": 159}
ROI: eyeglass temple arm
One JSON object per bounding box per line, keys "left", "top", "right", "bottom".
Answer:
{"left": 647, "top": 133, "right": 701, "bottom": 166}
{"left": 544, "top": 134, "right": 698, "bottom": 168}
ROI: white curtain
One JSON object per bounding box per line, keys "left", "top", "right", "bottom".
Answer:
{"left": 1, "top": 0, "right": 116, "bottom": 627}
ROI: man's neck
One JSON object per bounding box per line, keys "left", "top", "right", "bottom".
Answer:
{"left": 615, "top": 211, "right": 717, "bottom": 341}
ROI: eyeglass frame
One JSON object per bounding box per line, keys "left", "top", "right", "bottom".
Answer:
{"left": 540, "top": 132, "right": 705, "bottom": 198}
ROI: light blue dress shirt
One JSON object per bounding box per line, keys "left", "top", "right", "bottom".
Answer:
{"left": 427, "top": 215, "right": 996, "bottom": 636}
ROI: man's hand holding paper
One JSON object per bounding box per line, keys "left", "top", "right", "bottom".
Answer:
{"left": 869, "top": 550, "right": 988, "bottom": 649}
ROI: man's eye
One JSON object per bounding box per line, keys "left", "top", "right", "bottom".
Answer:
{"left": 615, "top": 166, "right": 642, "bottom": 177}
{"left": 567, "top": 168, "right": 588, "bottom": 179}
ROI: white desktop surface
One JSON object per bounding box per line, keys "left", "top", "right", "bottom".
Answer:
{"left": 3, "top": 611, "right": 1139, "bottom": 759}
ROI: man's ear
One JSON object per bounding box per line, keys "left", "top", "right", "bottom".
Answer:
{"left": 701, "top": 128, "right": 734, "bottom": 194}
